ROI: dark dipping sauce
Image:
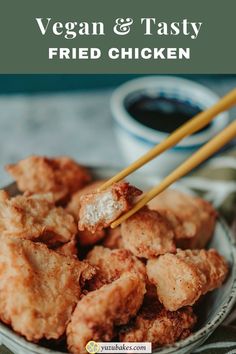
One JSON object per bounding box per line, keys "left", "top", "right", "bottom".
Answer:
{"left": 126, "top": 95, "right": 210, "bottom": 134}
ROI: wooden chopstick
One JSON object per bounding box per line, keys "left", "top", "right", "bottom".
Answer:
{"left": 99, "top": 89, "right": 236, "bottom": 192}
{"left": 111, "top": 120, "right": 236, "bottom": 228}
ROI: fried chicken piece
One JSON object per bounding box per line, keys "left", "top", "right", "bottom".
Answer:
{"left": 102, "top": 226, "right": 124, "bottom": 249}
{"left": 0, "top": 191, "right": 77, "bottom": 245}
{"left": 67, "top": 180, "right": 104, "bottom": 220}
{"left": 0, "top": 236, "right": 95, "bottom": 342}
{"left": 148, "top": 189, "right": 217, "bottom": 249}
{"left": 67, "top": 181, "right": 107, "bottom": 246}
{"left": 86, "top": 246, "right": 146, "bottom": 290}
{"left": 56, "top": 237, "right": 78, "bottom": 258}
{"left": 120, "top": 292, "right": 196, "bottom": 347}
{"left": 147, "top": 248, "right": 228, "bottom": 311}
{"left": 6, "top": 156, "right": 91, "bottom": 203}
{"left": 121, "top": 206, "right": 176, "bottom": 258}
{"left": 67, "top": 273, "right": 146, "bottom": 354}
{"left": 78, "top": 181, "right": 142, "bottom": 233}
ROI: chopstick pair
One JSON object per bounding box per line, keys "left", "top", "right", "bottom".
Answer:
{"left": 111, "top": 120, "right": 236, "bottom": 228}
{"left": 99, "top": 89, "right": 236, "bottom": 228}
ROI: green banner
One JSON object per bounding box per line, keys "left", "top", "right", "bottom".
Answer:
{"left": 1, "top": 0, "right": 235, "bottom": 73}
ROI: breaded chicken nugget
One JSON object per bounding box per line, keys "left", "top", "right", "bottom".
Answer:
{"left": 67, "top": 273, "right": 146, "bottom": 354}
{"left": 67, "top": 181, "right": 109, "bottom": 246}
{"left": 121, "top": 206, "right": 176, "bottom": 258}
{"left": 6, "top": 156, "right": 91, "bottom": 203}
{"left": 102, "top": 226, "right": 124, "bottom": 249}
{"left": 86, "top": 246, "right": 146, "bottom": 290}
{"left": 67, "top": 180, "right": 104, "bottom": 220}
{"left": 0, "top": 236, "right": 95, "bottom": 342}
{"left": 0, "top": 191, "right": 77, "bottom": 245}
{"left": 148, "top": 189, "right": 217, "bottom": 249}
{"left": 79, "top": 181, "right": 142, "bottom": 233}
{"left": 147, "top": 249, "right": 228, "bottom": 311}
{"left": 120, "top": 292, "right": 196, "bottom": 347}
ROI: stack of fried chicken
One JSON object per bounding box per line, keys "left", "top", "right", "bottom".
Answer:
{"left": 0, "top": 155, "right": 228, "bottom": 354}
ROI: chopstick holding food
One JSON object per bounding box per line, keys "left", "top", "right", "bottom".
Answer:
{"left": 111, "top": 120, "right": 236, "bottom": 228}
{"left": 100, "top": 88, "right": 236, "bottom": 192}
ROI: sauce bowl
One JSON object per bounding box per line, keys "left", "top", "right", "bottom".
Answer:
{"left": 111, "top": 76, "right": 229, "bottom": 176}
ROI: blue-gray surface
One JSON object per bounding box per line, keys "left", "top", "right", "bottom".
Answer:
{"left": 0, "top": 76, "right": 235, "bottom": 186}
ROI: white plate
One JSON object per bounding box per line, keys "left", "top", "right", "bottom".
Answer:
{"left": 1, "top": 166, "right": 236, "bottom": 354}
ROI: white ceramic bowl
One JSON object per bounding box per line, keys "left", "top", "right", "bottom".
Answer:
{"left": 1, "top": 166, "right": 236, "bottom": 354}
{"left": 111, "top": 76, "right": 229, "bottom": 176}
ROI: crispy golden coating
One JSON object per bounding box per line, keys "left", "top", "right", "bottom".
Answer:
{"left": 147, "top": 249, "right": 228, "bottom": 311}
{"left": 6, "top": 156, "right": 91, "bottom": 203}
{"left": 102, "top": 226, "right": 124, "bottom": 249}
{"left": 120, "top": 292, "right": 196, "bottom": 347}
{"left": 0, "top": 191, "right": 77, "bottom": 245}
{"left": 0, "top": 236, "right": 95, "bottom": 342}
{"left": 67, "top": 180, "right": 105, "bottom": 220}
{"left": 86, "top": 246, "right": 146, "bottom": 290}
{"left": 79, "top": 182, "right": 142, "bottom": 233}
{"left": 148, "top": 189, "right": 217, "bottom": 249}
{"left": 67, "top": 273, "right": 146, "bottom": 354}
{"left": 56, "top": 237, "right": 78, "bottom": 258}
{"left": 121, "top": 206, "right": 176, "bottom": 258}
